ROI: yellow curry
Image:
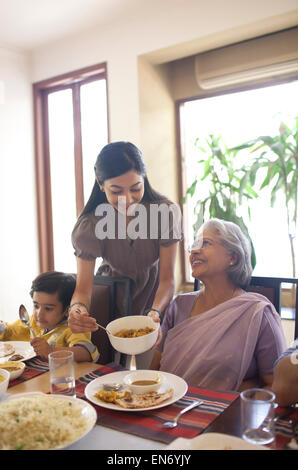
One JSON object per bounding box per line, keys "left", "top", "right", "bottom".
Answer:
{"left": 114, "top": 327, "right": 154, "bottom": 338}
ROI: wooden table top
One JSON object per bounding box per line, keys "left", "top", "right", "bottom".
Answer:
{"left": 205, "top": 395, "right": 242, "bottom": 437}
{"left": 8, "top": 361, "right": 96, "bottom": 395}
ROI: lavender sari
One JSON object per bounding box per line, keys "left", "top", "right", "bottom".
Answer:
{"left": 158, "top": 292, "right": 286, "bottom": 391}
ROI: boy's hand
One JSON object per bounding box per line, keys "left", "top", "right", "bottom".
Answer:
{"left": 30, "top": 337, "right": 53, "bottom": 359}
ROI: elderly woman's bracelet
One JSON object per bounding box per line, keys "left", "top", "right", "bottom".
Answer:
{"left": 144, "top": 308, "right": 161, "bottom": 316}
{"left": 68, "top": 302, "right": 89, "bottom": 314}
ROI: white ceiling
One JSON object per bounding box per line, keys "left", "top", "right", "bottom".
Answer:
{"left": 1, "top": 0, "right": 298, "bottom": 56}
{"left": 0, "top": 0, "right": 142, "bottom": 51}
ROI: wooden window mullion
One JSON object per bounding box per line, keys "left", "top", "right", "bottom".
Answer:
{"left": 34, "top": 89, "right": 54, "bottom": 272}
{"left": 72, "top": 83, "right": 84, "bottom": 216}
{"left": 42, "top": 91, "right": 55, "bottom": 270}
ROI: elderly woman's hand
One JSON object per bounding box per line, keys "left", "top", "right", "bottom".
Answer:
{"left": 67, "top": 303, "right": 98, "bottom": 333}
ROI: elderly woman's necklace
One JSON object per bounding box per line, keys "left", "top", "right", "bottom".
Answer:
{"left": 194, "top": 286, "right": 242, "bottom": 316}
{"left": 231, "top": 287, "right": 244, "bottom": 298}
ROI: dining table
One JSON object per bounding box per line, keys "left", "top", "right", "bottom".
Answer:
{"left": 7, "top": 361, "right": 165, "bottom": 450}
{"left": 4, "top": 359, "right": 297, "bottom": 452}
{"left": 5, "top": 360, "right": 237, "bottom": 450}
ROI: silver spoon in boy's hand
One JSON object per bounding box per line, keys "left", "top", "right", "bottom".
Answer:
{"left": 19, "top": 304, "right": 35, "bottom": 338}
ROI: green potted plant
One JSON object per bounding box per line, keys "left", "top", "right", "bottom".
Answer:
{"left": 236, "top": 117, "right": 298, "bottom": 278}
{"left": 184, "top": 134, "right": 258, "bottom": 267}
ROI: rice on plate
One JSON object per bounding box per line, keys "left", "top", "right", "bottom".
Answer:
{"left": 0, "top": 393, "right": 96, "bottom": 450}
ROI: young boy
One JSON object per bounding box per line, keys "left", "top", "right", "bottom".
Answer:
{"left": 0, "top": 271, "right": 99, "bottom": 362}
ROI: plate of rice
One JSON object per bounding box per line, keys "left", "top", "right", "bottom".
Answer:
{"left": 0, "top": 392, "right": 97, "bottom": 450}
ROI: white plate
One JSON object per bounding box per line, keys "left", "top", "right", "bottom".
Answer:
{"left": 0, "top": 341, "right": 35, "bottom": 363}
{"left": 85, "top": 370, "right": 188, "bottom": 412}
{"left": 166, "top": 432, "right": 269, "bottom": 450}
{"left": 4, "top": 392, "right": 97, "bottom": 450}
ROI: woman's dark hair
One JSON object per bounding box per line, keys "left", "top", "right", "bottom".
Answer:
{"left": 81, "top": 141, "right": 165, "bottom": 216}
{"left": 30, "top": 271, "right": 76, "bottom": 312}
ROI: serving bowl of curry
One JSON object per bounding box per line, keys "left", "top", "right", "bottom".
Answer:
{"left": 106, "top": 315, "right": 159, "bottom": 355}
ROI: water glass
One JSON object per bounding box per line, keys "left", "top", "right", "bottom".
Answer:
{"left": 240, "top": 388, "right": 275, "bottom": 445}
{"left": 49, "top": 350, "right": 76, "bottom": 397}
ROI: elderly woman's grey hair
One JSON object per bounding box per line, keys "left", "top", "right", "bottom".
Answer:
{"left": 200, "top": 218, "right": 252, "bottom": 289}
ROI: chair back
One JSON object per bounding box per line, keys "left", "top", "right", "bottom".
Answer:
{"left": 90, "top": 275, "right": 132, "bottom": 364}
{"left": 247, "top": 276, "right": 281, "bottom": 312}
{"left": 193, "top": 276, "right": 298, "bottom": 340}
{"left": 89, "top": 283, "right": 111, "bottom": 364}
{"left": 248, "top": 276, "right": 298, "bottom": 340}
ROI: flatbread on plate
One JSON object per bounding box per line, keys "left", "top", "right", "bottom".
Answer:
{"left": 115, "top": 389, "right": 174, "bottom": 409}
{"left": 0, "top": 343, "right": 15, "bottom": 358}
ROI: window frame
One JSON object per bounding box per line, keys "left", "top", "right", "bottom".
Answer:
{"left": 175, "top": 76, "right": 298, "bottom": 285}
{"left": 33, "top": 63, "right": 109, "bottom": 272}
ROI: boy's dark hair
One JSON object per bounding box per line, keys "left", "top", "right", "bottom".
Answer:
{"left": 30, "top": 271, "right": 76, "bottom": 312}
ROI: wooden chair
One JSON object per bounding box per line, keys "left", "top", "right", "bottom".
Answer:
{"left": 89, "top": 275, "right": 132, "bottom": 364}
{"left": 247, "top": 276, "right": 298, "bottom": 340}
{"left": 193, "top": 276, "right": 298, "bottom": 340}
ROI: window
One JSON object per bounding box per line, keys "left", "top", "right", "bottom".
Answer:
{"left": 178, "top": 79, "right": 298, "bottom": 282}
{"left": 33, "top": 64, "right": 108, "bottom": 273}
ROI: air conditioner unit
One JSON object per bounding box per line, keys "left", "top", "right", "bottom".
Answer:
{"left": 197, "top": 59, "right": 298, "bottom": 90}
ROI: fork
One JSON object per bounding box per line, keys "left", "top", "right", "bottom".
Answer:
{"left": 287, "top": 418, "right": 298, "bottom": 450}
{"left": 158, "top": 399, "right": 204, "bottom": 428}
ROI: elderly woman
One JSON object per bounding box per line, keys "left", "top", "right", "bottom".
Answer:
{"left": 150, "top": 218, "right": 286, "bottom": 391}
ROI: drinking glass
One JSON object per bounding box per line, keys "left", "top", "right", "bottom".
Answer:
{"left": 240, "top": 388, "right": 275, "bottom": 445}
{"left": 49, "top": 350, "right": 76, "bottom": 397}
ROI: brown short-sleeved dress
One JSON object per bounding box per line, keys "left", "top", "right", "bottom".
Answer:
{"left": 72, "top": 200, "right": 182, "bottom": 315}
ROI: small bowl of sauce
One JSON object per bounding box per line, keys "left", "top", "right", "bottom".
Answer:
{"left": 0, "top": 361, "right": 25, "bottom": 380}
{"left": 123, "top": 371, "right": 163, "bottom": 394}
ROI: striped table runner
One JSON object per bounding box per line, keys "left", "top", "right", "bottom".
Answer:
{"left": 75, "top": 364, "right": 239, "bottom": 444}
{"left": 8, "top": 357, "right": 49, "bottom": 387}
{"left": 273, "top": 407, "right": 298, "bottom": 450}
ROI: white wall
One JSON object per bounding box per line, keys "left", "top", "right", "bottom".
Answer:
{"left": 31, "top": 1, "right": 298, "bottom": 145}
{"left": 0, "top": 47, "right": 38, "bottom": 321}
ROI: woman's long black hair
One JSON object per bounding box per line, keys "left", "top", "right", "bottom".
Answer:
{"left": 80, "top": 141, "right": 166, "bottom": 217}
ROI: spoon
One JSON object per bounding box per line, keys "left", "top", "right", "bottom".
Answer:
{"left": 95, "top": 323, "right": 109, "bottom": 333}
{"left": 158, "top": 399, "right": 204, "bottom": 428}
{"left": 19, "top": 304, "right": 35, "bottom": 338}
{"left": 103, "top": 383, "right": 123, "bottom": 391}
{"left": 75, "top": 308, "right": 108, "bottom": 333}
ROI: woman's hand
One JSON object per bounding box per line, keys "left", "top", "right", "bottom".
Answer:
{"left": 30, "top": 337, "right": 53, "bottom": 359}
{"left": 68, "top": 304, "right": 98, "bottom": 333}
{"left": 147, "top": 309, "right": 160, "bottom": 323}
{"left": 147, "top": 310, "right": 162, "bottom": 348}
